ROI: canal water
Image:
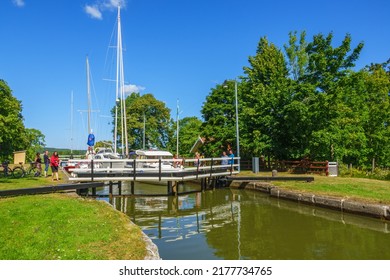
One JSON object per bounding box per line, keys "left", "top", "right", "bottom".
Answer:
{"left": 98, "top": 182, "right": 390, "bottom": 260}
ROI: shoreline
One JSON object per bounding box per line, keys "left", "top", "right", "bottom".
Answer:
{"left": 230, "top": 181, "right": 390, "bottom": 221}
{"left": 101, "top": 200, "right": 161, "bottom": 260}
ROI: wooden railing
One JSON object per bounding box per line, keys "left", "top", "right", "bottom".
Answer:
{"left": 64, "top": 157, "right": 241, "bottom": 182}
{"left": 241, "top": 159, "right": 329, "bottom": 175}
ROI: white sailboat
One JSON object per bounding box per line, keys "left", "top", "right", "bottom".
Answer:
{"left": 114, "top": 5, "right": 129, "bottom": 157}
{"left": 70, "top": 6, "right": 184, "bottom": 178}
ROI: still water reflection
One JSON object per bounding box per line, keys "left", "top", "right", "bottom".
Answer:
{"left": 100, "top": 184, "right": 390, "bottom": 260}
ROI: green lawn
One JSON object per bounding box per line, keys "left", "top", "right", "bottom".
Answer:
{"left": 0, "top": 172, "right": 65, "bottom": 190}
{"left": 0, "top": 193, "right": 146, "bottom": 260}
{"left": 237, "top": 171, "right": 390, "bottom": 204}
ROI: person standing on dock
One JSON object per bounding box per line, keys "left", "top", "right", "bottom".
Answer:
{"left": 221, "top": 151, "right": 229, "bottom": 166}
{"left": 228, "top": 149, "right": 235, "bottom": 165}
{"left": 50, "top": 151, "right": 60, "bottom": 181}
{"left": 194, "top": 152, "right": 201, "bottom": 167}
{"left": 43, "top": 150, "right": 50, "bottom": 177}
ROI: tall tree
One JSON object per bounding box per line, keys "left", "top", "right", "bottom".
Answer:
{"left": 115, "top": 93, "right": 172, "bottom": 151}
{"left": 201, "top": 82, "right": 238, "bottom": 157}
{"left": 0, "top": 79, "right": 28, "bottom": 160}
{"left": 362, "top": 61, "right": 390, "bottom": 168}
{"left": 303, "top": 33, "right": 364, "bottom": 161}
{"left": 242, "top": 37, "right": 290, "bottom": 159}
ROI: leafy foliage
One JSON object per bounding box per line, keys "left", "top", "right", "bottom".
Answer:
{"left": 115, "top": 93, "right": 172, "bottom": 151}
{"left": 0, "top": 80, "right": 46, "bottom": 162}
{"left": 175, "top": 116, "right": 203, "bottom": 157}
{"left": 201, "top": 32, "right": 389, "bottom": 170}
{"left": 0, "top": 80, "right": 28, "bottom": 160}
{"left": 25, "top": 128, "right": 45, "bottom": 161}
{"left": 201, "top": 82, "right": 238, "bottom": 156}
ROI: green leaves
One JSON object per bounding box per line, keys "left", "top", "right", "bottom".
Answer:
{"left": 0, "top": 79, "right": 31, "bottom": 160}
{"left": 114, "top": 93, "right": 172, "bottom": 151}
{"left": 200, "top": 32, "right": 389, "bottom": 169}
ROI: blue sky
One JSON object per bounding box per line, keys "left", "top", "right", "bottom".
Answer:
{"left": 1, "top": 0, "right": 389, "bottom": 150}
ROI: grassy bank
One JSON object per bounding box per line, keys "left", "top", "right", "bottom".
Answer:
{"left": 0, "top": 193, "right": 146, "bottom": 260}
{"left": 0, "top": 172, "right": 65, "bottom": 190}
{"left": 237, "top": 171, "right": 390, "bottom": 204}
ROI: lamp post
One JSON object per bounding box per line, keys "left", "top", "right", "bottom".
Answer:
{"left": 224, "top": 79, "right": 240, "bottom": 172}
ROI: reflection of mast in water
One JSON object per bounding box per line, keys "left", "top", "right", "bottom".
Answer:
{"left": 111, "top": 191, "right": 241, "bottom": 241}
{"left": 230, "top": 195, "right": 241, "bottom": 259}
{"left": 158, "top": 214, "right": 162, "bottom": 239}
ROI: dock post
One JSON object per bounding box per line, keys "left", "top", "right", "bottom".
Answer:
{"left": 159, "top": 159, "right": 162, "bottom": 182}
{"left": 167, "top": 181, "right": 173, "bottom": 196}
{"left": 91, "top": 160, "right": 96, "bottom": 195}
{"left": 118, "top": 181, "right": 122, "bottom": 195}
{"left": 91, "top": 159, "right": 94, "bottom": 181}
{"left": 131, "top": 181, "right": 135, "bottom": 195}
{"left": 209, "top": 158, "right": 213, "bottom": 180}
{"left": 109, "top": 181, "right": 113, "bottom": 195}
{"left": 200, "top": 178, "right": 205, "bottom": 192}
{"left": 133, "top": 159, "right": 136, "bottom": 181}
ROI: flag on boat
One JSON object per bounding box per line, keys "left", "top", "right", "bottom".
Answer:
{"left": 87, "top": 133, "right": 95, "bottom": 146}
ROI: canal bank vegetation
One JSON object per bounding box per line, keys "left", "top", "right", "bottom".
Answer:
{"left": 0, "top": 193, "right": 146, "bottom": 260}
{"left": 237, "top": 171, "right": 390, "bottom": 204}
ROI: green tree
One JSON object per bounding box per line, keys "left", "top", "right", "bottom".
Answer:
{"left": 115, "top": 93, "right": 172, "bottom": 151}
{"left": 284, "top": 31, "right": 309, "bottom": 81}
{"left": 362, "top": 61, "right": 390, "bottom": 168}
{"left": 201, "top": 82, "right": 239, "bottom": 157}
{"left": 176, "top": 116, "right": 203, "bottom": 157}
{"left": 304, "top": 33, "right": 364, "bottom": 90}
{"left": 25, "top": 128, "right": 45, "bottom": 161}
{"left": 94, "top": 140, "right": 114, "bottom": 149}
{"left": 242, "top": 37, "right": 291, "bottom": 160}
{"left": 0, "top": 79, "right": 28, "bottom": 160}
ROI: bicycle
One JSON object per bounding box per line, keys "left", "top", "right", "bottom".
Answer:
{"left": 0, "top": 161, "right": 13, "bottom": 178}
{"left": 12, "top": 162, "right": 40, "bottom": 178}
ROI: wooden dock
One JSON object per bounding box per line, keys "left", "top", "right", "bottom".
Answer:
{"left": 62, "top": 157, "right": 240, "bottom": 196}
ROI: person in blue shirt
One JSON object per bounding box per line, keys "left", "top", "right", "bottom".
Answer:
{"left": 228, "top": 149, "right": 235, "bottom": 165}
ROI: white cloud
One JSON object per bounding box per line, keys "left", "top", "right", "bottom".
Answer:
{"left": 124, "top": 84, "right": 145, "bottom": 94}
{"left": 12, "top": 0, "right": 25, "bottom": 7}
{"left": 84, "top": 4, "right": 103, "bottom": 20}
{"left": 84, "top": 0, "right": 126, "bottom": 19}
{"left": 104, "top": 0, "right": 126, "bottom": 10}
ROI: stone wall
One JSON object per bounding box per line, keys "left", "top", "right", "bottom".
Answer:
{"left": 231, "top": 181, "right": 390, "bottom": 221}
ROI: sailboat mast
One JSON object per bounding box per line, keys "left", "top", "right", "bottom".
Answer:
{"left": 176, "top": 99, "right": 179, "bottom": 156}
{"left": 86, "top": 56, "right": 92, "bottom": 135}
{"left": 143, "top": 112, "right": 146, "bottom": 150}
{"left": 70, "top": 91, "right": 74, "bottom": 155}
{"left": 114, "top": 8, "right": 120, "bottom": 154}
{"left": 115, "top": 5, "right": 129, "bottom": 156}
